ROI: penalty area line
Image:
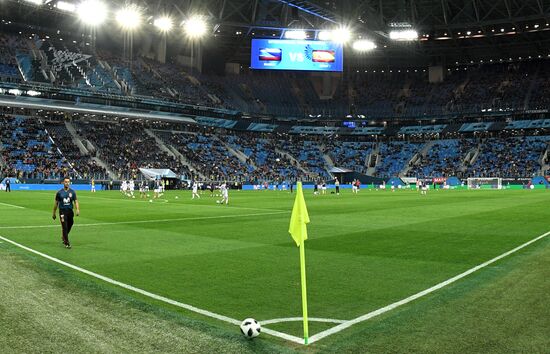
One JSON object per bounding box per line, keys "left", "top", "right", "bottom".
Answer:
{"left": 308, "top": 230, "right": 550, "bottom": 344}
{"left": 0, "top": 235, "right": 304, "bottom": 344}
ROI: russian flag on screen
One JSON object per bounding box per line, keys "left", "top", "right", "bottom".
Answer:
{"left": 312, "top": 50, "right": 336, "bottom": 63}
{"left": 259, "top": 48, "right": 282, "bottom": 61}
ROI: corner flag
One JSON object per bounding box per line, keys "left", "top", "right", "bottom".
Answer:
{"left": 288, "top": 181, "right": 310, "bottom": 344}
{"left": 289, "top": 181, "right": 310, "bottom": 247}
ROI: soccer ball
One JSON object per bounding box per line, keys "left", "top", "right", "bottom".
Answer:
{"left": 216, "top": 200, "right": 221, "bottom": 204}
{"left": 149, "top": 200, "right": 153, "bottom": 203}
{"left": 240, "top": 318, "right": 261, "bottom": 339}
{"left": 132, "top": 196, "right": 136, "bottom": 199}
{"left": 175, "top": 196, "right": 179, "bottom": 199}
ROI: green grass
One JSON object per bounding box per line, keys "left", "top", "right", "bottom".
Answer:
{"left": 0, "top": 188, "right": 549, "bottom": 352}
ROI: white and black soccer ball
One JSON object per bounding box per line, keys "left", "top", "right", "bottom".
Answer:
{"left": 240, "top": 318, "right": 261, "bottom": 339}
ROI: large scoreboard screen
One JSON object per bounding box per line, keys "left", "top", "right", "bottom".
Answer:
{"left": 250, "top": 39, "right": 343, "bottom": 72}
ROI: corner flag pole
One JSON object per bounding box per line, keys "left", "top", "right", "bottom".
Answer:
{"left": 289, "top": 181, "right": 310, "bottom": 344}
{"left": 299, "top": 235, "right": 309, "bottom": 344}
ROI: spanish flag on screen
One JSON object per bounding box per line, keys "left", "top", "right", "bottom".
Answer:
{"left": 289, "top": 182, "right": 310, "bottom": 247}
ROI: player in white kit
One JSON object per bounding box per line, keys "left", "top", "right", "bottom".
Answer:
{"left": 192, "top": 182, "right": 200, "bottom": 199}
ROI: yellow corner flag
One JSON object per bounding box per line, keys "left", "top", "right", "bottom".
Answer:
{"left": 288, "top": 181, "right": 310, "bottom": 344}
{"left": 289, "top": 181, "right": 310, "bottom": 247}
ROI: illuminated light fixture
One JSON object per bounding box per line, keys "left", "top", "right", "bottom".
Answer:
{"left": 8, "top": 89, "right": 23, "bottom": 96}
{"left": 24, "top": 0, "right": 43, "bottom": 5}
{"left": 56, "top": 1, "right": 75, "bottom": 12}
{"left": 154, "top": 17, "right": 173, "bottom": 32}
{"left": 182, "top": 16, "right": 208, "bottom": 38}
{"left": 318, "top": 27, "right": 351, "bottom": 43}
{"left": 26, "top": 90, "right": 41, "bottom": 96}
{"left": 352, "top": 39, "right": 377, "bottom": 51}
{"left": 466, "top": 31, "right": 471, "bottom": 35}
{"left": 389, "top": 29, "right": 418, "bottom": 41}
{"left": 284, "top": 30, "right": 307, "bottom": 40}
{"left": 116, "top": 5, "right": 141, "bottom": 30}
{"left": 77, "top": 0, "right": 108, "bottom": 26}
{"left": 318, "top": 30, "right": 332, "bottom": 41}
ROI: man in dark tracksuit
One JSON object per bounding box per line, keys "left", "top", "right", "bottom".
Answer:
{"left": 5, "top": 178, "right": 10, "bottom": 192}
{"left": 52, "top": 177, "right": 80, "bottom": 249}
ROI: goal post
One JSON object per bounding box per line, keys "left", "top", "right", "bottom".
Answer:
{"left": 467, "top": 177, "right": 503, "bottom": 190}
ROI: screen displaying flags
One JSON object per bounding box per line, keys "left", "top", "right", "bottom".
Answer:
{"left": 251, "top": 39, "right": 343, "bottom": 72}
{"left": 259, "top": 48, "right": 282, "bottom": 61}
{"left": 312, "top": 50, "right": 335, "bottom": 63}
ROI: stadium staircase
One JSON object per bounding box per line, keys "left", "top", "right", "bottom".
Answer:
{"left": 401, "top": 141, "right": 434, "bottom": 176}
{"left": 91, "top": 157, "right": 117, "bottom": 180}
{"left": 64, "top": 121, "right": 89, "bottom": 155}
{"left": 275, "top": 148, "right": 310, "bottom": 175}
{"left": 68, "top": 126, "right": 117, "bottom": 179}
{"left": 144, "top": 129, "right": 179, "bottom": 158}
{"left": 153, "top": 131, "right": 207, "bottom": 180}
{"left": 211, "top": 135, "right": 256, "bottom": 169}
{"left": 540, "top": 145, "right": 549, "bottom": 175}
{"left": 461, "top": 141, "right": 482, "bottom": 171}
{"left": 366, "top": 143, "right": 380, "bottom": 176}
{"left": 321, "top": 144, "right": 335, "bottom": 170}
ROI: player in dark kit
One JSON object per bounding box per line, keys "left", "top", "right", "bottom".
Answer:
{"left": 52, "top": 177, "right": 80, "bottom": 249}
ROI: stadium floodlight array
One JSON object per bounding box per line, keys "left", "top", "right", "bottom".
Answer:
{"left": 317, "top": 28, "right": 351, "bottom": 43}
{"left": 352, "top": 39, "right": 377, "bottom": 51}
{"left": 154, "top": 17, "right": 173, "bottom": 33}
{"left": 116, "top": 5, "right": 142, "bottom": 30}
{"left": 389, "top": 29, "right": 418, "bottom": 41}
{"left": 77, "top": 0, "right": 108, "bottom": 26}
{"left": 284, "top": 30, "right": 308, "bottom": 40}
{"left": 56, "top": 1, "right": 76, "bottom": 12}
{"left": 182, "top": 16, "right": 208, "bottom": 38}
{"left": 467, "top": 177, "right": 503, "bottom": 190}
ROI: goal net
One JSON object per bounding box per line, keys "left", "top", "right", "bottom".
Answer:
{"left": 467, "top": 177, "right": 502, "bottom": 189}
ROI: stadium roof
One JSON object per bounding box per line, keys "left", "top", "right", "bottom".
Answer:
{"left": 1, "top": 0, "right": 550, "bottom": 66}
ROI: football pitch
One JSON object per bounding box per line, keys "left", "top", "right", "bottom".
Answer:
{"left": 0, "top": 188, "right": 549, "bottom": 351}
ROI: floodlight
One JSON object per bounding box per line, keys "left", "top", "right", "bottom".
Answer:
{"left": 318, "top": 28, "right": 351, "bottom": 43}
{"left": 24, "top": 0, "right": 43, "bottom": 5}
{"left": 389, "top": 29, "right": 418, "bottom": 41}
{"left": 332, "top": 28, "right": 351, "bottom": 43}
{"left": 352, "top": 39, "right": 377, "bottom": 51}
{"left": 77, "top": 0, "right": 108, "bottom": 26}
{"left": 57, "top": 1, "right": 76, "bottom": 12}
{"left": 116, "top": 5, "right": 141, "bottom": 30}
{"left": 284, "top": 30, "right": 307, "bottom": 40}
{"left": 183, "top": 16, "right": 207, "bottom": 38}
{"left": 26, "top": 90, "right": 41, "bottom": 96}
{"left": 154, "top": 17, "right": 173, "bottom": 32}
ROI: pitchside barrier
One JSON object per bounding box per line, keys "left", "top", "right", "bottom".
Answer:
{"left": 0, "top": 184, "right": 103, "bottom": 191}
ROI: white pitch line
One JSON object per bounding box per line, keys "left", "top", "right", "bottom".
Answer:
{"left": 0, "top": 202, "right": 25, "bottom": 209}
{"left": 261, "top": 317, "right": 347, "bottom": 325}
{"left": 308, "top": 230, "right": 550, "bottom": 344}
{"left": 0, "top": 235, "right": 304, "bottom": 345}
{"left": 0, "top": 211, "right": 290, "bottom": 230}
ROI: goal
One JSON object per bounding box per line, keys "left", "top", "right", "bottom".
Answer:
{"left": 467, "top": 177, "right": 502, "bottom": 190}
